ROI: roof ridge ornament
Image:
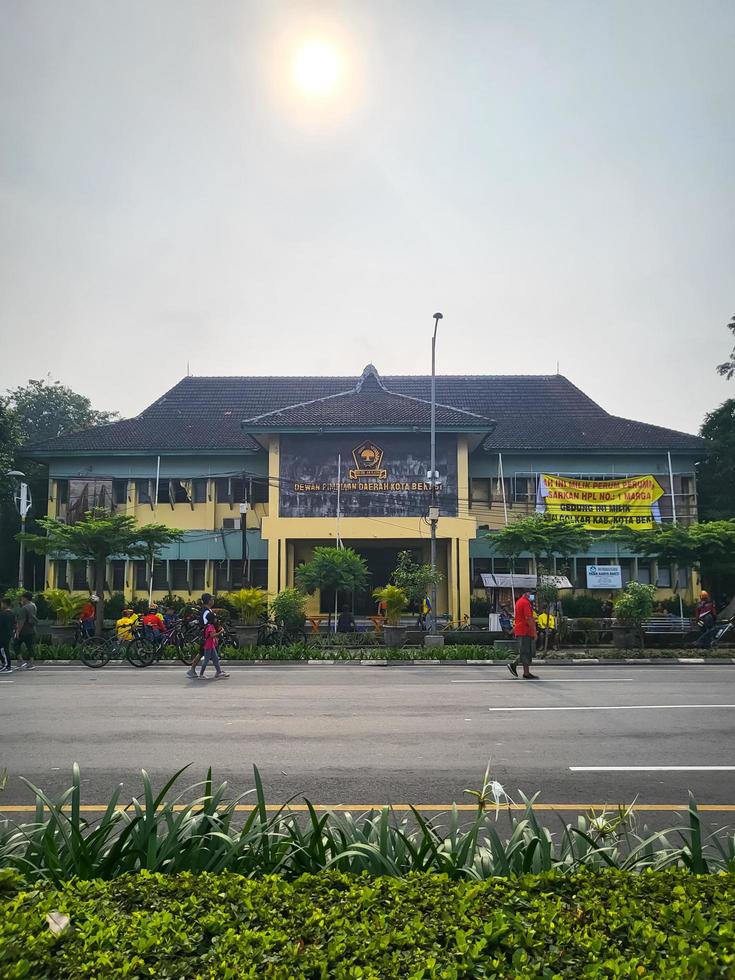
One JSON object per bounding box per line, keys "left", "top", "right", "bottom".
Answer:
{"left": 356, "top": 364, "right": 384, "bottom": 391}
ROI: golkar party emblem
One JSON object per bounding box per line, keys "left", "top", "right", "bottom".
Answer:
{"left": 349, "top": 440, "right": 387, "bottom": 479}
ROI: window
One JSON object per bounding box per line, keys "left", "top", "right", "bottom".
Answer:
{"left": 152, "top": 562, "right": 168, "bottom": 591}
{"left": 191, "top": 560, "right": 206, "bottom": 591}
{"left": 192, "top": 478, "right": 207, "bottom": 504}
{"left": 250, "top": 478, "right": 269, "bottom": 504}
{"left": 513, "top": 477, "right": 536, "bottom": 503}
{"left": 657, "top": 564, "right": 672, "bottom": 588}
{"left": 678, "top": 566, "right": 689, "bottom": 589}
{"left": 171, "top": 561, "right": 189, "bottom": 592}
{"left": 620, "top": 560, "right": 632, "bottom": 585}
{"left": 492, "top": 478, "right": 513, "bottom": 508}
{"left": 136, "top": 480, "right": 152, "bottom": 505}
{"left": 214, "top": 562, "right": 231, "bottom": 592}
{"left": 472, "top": 557, "right": 492, "bottom": 587}
{"left": 470, "top": 479, "right": 492, "bottom": 506}
{"left": 222, "top": 517, "right": 242, "bottom": 530}
{"left": 493, "top": 558, "right": 510, "bottom": 574}
{"left": 637, "top": 562, "right": 651, "bottom": 585}
{"left": 57, "top": 479, "right": 69, "bottom": 504}
{"left": 56, "top": 560, "right": 68, "bottom": 589}
{"left": 135, "top": 561, "right": 148, "bottom": 591}
{"left": 72, "top": 562, "right": 88, "bottom": 591}
{"left": 215, "top": 477, "right": 247, "bottom": 504}
{"left": 112, "top": 479, "right": 128, "bottom": 506}
{"left": 111, "top": 560, "right": 125, "bottom": 592}
{"left": 248, "top": 560, "right": 268, "bottom": 589}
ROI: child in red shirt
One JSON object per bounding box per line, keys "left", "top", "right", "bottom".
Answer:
{"left": 198, "top": 622, "right": 229, "bottom": 679}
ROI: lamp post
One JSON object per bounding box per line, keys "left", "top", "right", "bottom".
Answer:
{"left": 7, "top": 470, "right": 31, "bottom": 589}
{"left": 429, "top": 313, "right": 443, "bottom": 634}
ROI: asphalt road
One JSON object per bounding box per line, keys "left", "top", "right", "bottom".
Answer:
{"left": 2, "top": 664, "right": 735, "bottom": 833}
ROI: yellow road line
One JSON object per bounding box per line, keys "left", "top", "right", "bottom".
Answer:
{"left": 1, "top": 803, "right": 735, "bottom": 813}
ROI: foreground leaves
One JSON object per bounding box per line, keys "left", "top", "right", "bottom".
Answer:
{"left": 1, "top": 869, "right": 734, "bottom": 978}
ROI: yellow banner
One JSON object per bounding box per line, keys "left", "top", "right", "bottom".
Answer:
{"left": 537, "top": 474, "right": 664, "bottom": 529}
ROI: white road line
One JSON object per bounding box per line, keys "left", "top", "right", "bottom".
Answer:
{"left": 452, "top": 678, "right": 634, "bottom": 683}
{"left": 570, "top": 766, "right": 735, "bottom": 772}
{"left": 488, "top": 704, "right": 735, "bottom": 712}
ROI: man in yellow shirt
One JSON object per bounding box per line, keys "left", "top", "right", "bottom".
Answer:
{"left": 115, "top": 609, "right": 139, "bottom": 642}
{"left": 536, "top": 607, "right": 557, "bottom": 650}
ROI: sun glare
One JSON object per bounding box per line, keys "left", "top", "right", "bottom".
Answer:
{"left": 292, "top": 39, "right": 342, "bottom": 96}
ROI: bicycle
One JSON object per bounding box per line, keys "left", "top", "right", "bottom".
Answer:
{"left": 258, "top": 620, "right": 309, "bottom": 647}
{"left": 439, "top": 615, "right": 473, "bottom": 632}
{"left": 79, "top": 628, "right": 156, "bottom": 669}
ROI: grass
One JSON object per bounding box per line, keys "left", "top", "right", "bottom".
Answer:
{"left": 1, "top": 765, "right": 734, "bottom": 885}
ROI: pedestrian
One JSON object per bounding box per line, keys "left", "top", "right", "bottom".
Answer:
{"left": 199, "top": 620, "right": 229, "bottom": 679}
{"left": 15, "top": 591, "right": 38, "bottom": 670}
{"left": 336, "top": 604, "right": 355, "bottom": 633}
{"left": 187, "top": 593, "right": 215, "bottom": 679}
{"left": 0, "top": 597, "right": 15, "bottom": 672}
{"left": 601, "top": 594, "right": 614, "bottom": 620}
{"left": 508, "top": 590, "right": 538, "bottom": 679}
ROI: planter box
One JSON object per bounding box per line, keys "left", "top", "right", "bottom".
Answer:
{"left": 493, "top": 639, "right": 519, "bottom": 657}
{"left": 49, "top": 625, "right": 77, "bottom": 646}
{"left": 382, "top": 625, "right": 407, "bottom": 649}
{"left": 231, "top": 624, "right": 260, "bottom": 648}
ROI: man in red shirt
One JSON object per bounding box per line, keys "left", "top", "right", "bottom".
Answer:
{"left": 508, "top": 590, "right": 539, "bottom": 679}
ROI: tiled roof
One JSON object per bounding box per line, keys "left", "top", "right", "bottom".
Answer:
{"left": 242, "top": 365, "right": 490, "bottom": 430}
{"left": 23, "top": 368, "right": 705, "bottom": 456}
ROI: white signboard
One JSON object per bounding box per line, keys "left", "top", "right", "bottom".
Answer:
{"left": 586, "top": 565, "right": 622, "bottom": 590}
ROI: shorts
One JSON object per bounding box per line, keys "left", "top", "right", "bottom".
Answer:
{"left": 517, "top": 635, "right": 534, "bottom": 665}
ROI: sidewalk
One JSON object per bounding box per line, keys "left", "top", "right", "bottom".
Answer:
{"left": 27, "top": 656, "right": 735, "bottom": 667}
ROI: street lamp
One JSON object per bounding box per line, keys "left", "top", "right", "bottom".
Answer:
{"left": 6, "top": 470, "right": 31, "bottom": 589}
{"left": 429, "top": 313, "right": 443, "bottom": 635}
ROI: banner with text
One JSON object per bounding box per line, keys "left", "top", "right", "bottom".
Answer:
{"left": 536, "top": 474, "right": 664, "bottom": 529}
{"left": 279, "top": 434, "right": 457, "bottom": 518}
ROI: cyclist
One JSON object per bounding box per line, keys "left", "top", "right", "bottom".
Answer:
{"left": 142, "top": 606, "right": 166, "bottom": 640}
{"left": 115, "top": 608, "right": 139, "bottom": 642}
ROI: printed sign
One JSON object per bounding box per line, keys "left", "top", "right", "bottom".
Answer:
{"left": 279, "top": 434, "right": 457, "bottom": 518}
{"left": 536, "top": 474, "right": 664, "bottom": 529}
{"left": 586, "top": 565, "right": 623, "bottom": 589}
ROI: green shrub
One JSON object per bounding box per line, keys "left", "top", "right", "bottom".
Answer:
{"left": 224, "top": 587, "right": 268, "bottom": 624}
{"left": 269, "top": 588, "right": 307, "bottom": 630}
{"left": 1, "top": 871, "right": 734, "bottom": 977}
{"left": 561, "top": 594, "right": 604, "bottom": 617}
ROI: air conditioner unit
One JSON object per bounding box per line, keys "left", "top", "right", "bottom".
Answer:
{"left": 222, "top": 518, "right": 242, "bottom": 530}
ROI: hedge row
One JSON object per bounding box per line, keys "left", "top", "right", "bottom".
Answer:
{"left": 2, "top": 869, "right": 733, "bottom": 978}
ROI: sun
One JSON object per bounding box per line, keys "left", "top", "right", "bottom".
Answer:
{"left": 291, "top": 39, "right": 342, "bottom": 96}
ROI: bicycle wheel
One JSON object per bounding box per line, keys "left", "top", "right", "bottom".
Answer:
{"left": 80, "top": 637, "right": 111, "bottom": 669}
{"left": 126, "top": 638, "right": 157, "bottom": 668}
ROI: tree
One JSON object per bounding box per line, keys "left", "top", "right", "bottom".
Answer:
{"left": 697, "top": 399, "right": 735, "bottom": 522}
{"left": 605, "top": 521, "right": 735, "bottom": 600}
{"left": 1, "top": 378, "right": 121, "bottom": 591}
{"left": 19, "top": 512, "right": 183, "bottom": 635}
{"left": 7, "top": 377, "right": 121, "bottom": 445}
{"left": 716, "top": 314, "right": 735, "bottom": 380}
{"left": 488, "top": 515, "right": 591, "bottom": 568}
{"left": 390, "top": 551, "right": 442, "bottom": 611}
{"left": 295, "top": 546, "right": 369, "bottom": 627}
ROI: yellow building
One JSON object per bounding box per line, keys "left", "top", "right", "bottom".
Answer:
{"left": 26, "top": 365, "right": 705, "bottom": 614}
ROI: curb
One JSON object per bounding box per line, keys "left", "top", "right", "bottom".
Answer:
{"left": 27, "top": 657, "right": 735, "bottom": 668}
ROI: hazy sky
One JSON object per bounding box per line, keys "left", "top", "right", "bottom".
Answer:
{"left": 1, "top": 0, "right": 733, "bottom": 434}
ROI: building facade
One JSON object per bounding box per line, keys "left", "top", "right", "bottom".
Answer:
{"left": 26, "top": 366, "right": 704, "bottom": 616}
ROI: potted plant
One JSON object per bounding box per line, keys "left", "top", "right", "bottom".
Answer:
{"left": 613, "top": 582, "right": 655, "bottom": 649}
{"left": 373, "top": 585, "right": 408, "bottom": 648}
{"left": 225, "top": 588, "right": 268, "bottom": 646}
{"left": 41, "top": 589, "right": 88, "bottom": 644}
